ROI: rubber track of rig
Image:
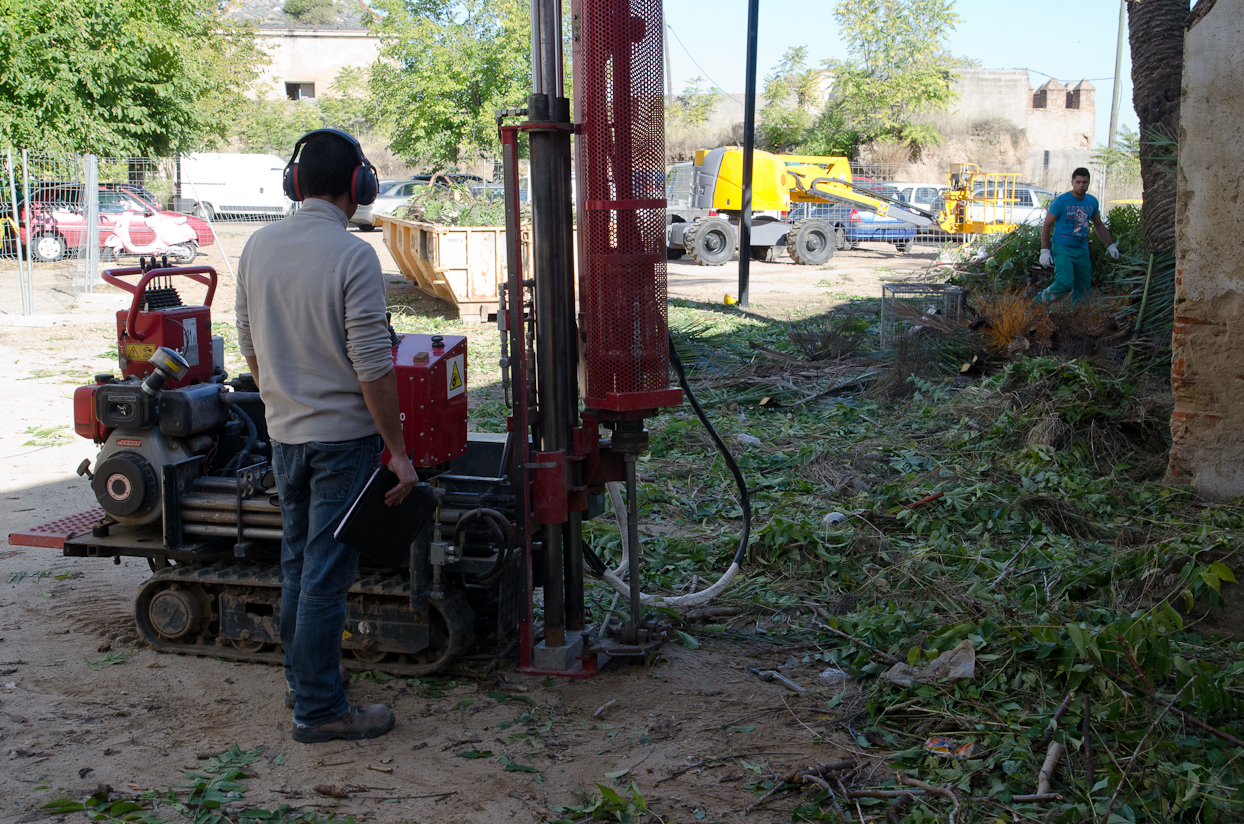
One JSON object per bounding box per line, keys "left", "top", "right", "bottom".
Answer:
{"left": 134, "top": 562, "right": 474, "bottom": 677}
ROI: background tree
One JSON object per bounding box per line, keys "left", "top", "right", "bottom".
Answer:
{"left": 1128, "top": 0, "right": 1188, "bottom": 255}
{"left": 0, "top": 0, "right": 263, "bottom": 155}
{"left": 368, "top": 0, "right": 531, "bottom": 168}
{"left": 758, "top": 47, "right": 825, "bottom": 152}
{"left": 823, "top": 0, "right": 963, "bottom": 154}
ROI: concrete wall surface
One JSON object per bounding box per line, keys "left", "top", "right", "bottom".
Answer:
{"left": 948, "top": 69, "right": 1030, "bottom": 130}
{"left": 258, "top": 31, "right": 381, "bottom": 100}
{"left": 1167, "top": 0, "right": 1244, "bottom": 497}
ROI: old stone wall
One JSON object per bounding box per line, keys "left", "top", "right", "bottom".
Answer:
{"left": 1167, "top": 0, "right": 1244, "bottom": 498}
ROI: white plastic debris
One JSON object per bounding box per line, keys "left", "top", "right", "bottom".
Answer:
{"left": 736, "top": 433, "right": 761, "bottom": 445}
{"left": 819, "top": 668, "right": 851, "bottom": 684}
{"left": 823, "top": 512, "right": 847, "bottom": 527}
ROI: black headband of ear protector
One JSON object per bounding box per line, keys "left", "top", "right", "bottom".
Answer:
{"left": 282, "top": 128, "right": 379, "bottom": 206}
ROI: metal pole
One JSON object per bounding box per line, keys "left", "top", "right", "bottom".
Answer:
{"left": 21, "top": 149, "right": 31, "bottom": 313}
{"left": 663, "top": 11, "right": 673, "bottom": 101}
{"left": 6, "top": 150, "right": 29, "bottom": 315}
{"left": 1108, "top": 0, "right": 1126, "bottom": 150}
{"left": 83, "top": 155, "right": 100, "bottom": 294}
{"left": 530, "top": 0, "right": 543, "bottom": 94}
{"left": 738, "top": 0, "right": 759, "bottom": 307}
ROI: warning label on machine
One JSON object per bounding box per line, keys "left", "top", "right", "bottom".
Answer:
{"left": 446, "top": 355, "right": 465, "bottom": 398}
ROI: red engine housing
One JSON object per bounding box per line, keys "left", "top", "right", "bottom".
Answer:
{"left": 116, "top": 304, "right": 214, "bottom": 388}
{"left": 386, "top": 333, "right": 469, "bottom": 468}
{"left": 73, "top": 381, "right": 112, "bottom": 443}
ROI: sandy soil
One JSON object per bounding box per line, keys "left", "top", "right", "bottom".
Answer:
{"left": 0, "top": 223, "right": 919, "bottom": 822}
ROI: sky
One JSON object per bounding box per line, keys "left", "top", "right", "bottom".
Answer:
{"left": 662, "top": 0, "right": 1136, "bottom": 149}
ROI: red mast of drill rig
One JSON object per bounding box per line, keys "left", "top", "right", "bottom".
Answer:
{"left": 499, "top": 0, "right": 680, "bottom": 676}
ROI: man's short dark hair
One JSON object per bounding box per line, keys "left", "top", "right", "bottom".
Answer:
{"left": 297, "top": 133, "right": 359, "bottom": 199}
{"left": 1072, "top": 167, "right": 1091, "bottom": 181}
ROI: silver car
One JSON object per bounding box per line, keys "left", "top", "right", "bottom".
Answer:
{"left": 350, "top": 179, "right": 428, "bottom": 232}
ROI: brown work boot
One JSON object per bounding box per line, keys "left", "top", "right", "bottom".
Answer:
{"left": 291, "top": 703, "right": 395, "bottom": 743}
{"left": 285, "top": 664, "right": 352, "bottom": 709}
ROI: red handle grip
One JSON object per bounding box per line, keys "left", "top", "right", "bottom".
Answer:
{"left": 102, "top": 265, "right": 218, "bottom": 342}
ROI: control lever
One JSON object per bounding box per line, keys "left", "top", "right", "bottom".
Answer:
{"left": 76, "top": 459, "right": 94, "bottom": 481}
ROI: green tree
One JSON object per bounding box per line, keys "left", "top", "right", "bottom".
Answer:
{"left": 283, "top": 0, "right": 336, "bottom": 25}
{"left": 320, "top": 67, "right": 375, "bottom": 135}
{"left": 758, "top": 47, "right": 825, "bottom": 152}
{"left": 667, "top": 77, "right": 721, "bottom": 131}
{"left": 823, "top": 0, "right": 963, "bottom": 152}
{"left": 232, "top": 92, "right": 325, "bottom": 155}
{"left": 369, "top": 0, "right": 531, "bottom": 167}
{"left": 0, "top": 0, "right": 264, "bottom": 155}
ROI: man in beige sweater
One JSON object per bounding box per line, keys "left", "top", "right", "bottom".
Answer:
{"left": 236, "top": 130, "right": 416, "bottom": 743}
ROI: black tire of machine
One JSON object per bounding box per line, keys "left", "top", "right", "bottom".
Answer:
{"left": 786, "top": 218, "right": 834, "bottom": 266}
{"left": 684, "top": 216, "right": 735, "bottom": 266}
{"left": 357, "top": 224, "right": 377, "bottom": 233}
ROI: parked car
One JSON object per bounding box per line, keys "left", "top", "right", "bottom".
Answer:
{"left": 888, "top": 181, "right": 949, "bottom": 213}
{"left": 17, "top": 182, "right": 214, "bottom": 262}
{"left": 350, "top": 179, "right": 428, "bottom": 232}
{"left": 789, "top": 182, "right": 917, "bottom": 252}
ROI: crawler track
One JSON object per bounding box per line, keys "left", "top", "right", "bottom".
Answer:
{"left": 134, "top": 562, "right": 474, "bottom": 676}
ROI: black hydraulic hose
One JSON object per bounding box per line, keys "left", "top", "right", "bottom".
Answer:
{"left": 221, "top": 404, "right": 259, "bottom": 470}
{"left": 668, "top": 334, "right": 751, "bottom": 567}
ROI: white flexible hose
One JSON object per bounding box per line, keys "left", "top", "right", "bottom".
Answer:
{"left": 600, "top": 481, "right": 741, "bottom": 607}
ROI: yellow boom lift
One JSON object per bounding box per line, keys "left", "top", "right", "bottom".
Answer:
{"left": 666, "top": 148, "right": 935, "bottom": 266}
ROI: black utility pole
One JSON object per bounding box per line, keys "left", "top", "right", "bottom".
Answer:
{"left": 738, "top": 0, "right": 759, "bottom": 307}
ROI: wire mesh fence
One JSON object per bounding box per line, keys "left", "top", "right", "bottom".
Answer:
{"left": 2, "top": 148, "right": 295, "bottom": 316}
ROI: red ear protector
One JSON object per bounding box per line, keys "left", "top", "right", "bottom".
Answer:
{"left": 282, "top": 128, "right": 379, "bottom": 206}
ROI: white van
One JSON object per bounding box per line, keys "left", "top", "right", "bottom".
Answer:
{"left": 178, "top": 153, "right": 293, "bottom": 220}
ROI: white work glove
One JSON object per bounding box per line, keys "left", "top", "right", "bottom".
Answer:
{"left": 1107, "top": 243, "right": 1119, "bottom": 259}
{"left": 1039, "top": 248, "right": 1053, "bottom": 268}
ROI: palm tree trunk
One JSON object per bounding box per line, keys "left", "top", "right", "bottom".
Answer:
{"left": 1127, "top": 0, "right": 1188, "bottom": 256}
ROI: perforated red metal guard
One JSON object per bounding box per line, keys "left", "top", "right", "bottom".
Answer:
{"left": 8, "top": 508, "right": 105, "bottom": 549}
{"left": 574, "top": 0, "right": 681, "bottom": 413}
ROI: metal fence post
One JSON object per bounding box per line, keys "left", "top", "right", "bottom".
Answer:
{"left": 21, "top": 149, "right": 31, "bottom": 311}
{"left": 83, "top": 154, "right": 99, "bottom": 293}
{"left": 6, "top": 149, "right": 30, "bottom": 315}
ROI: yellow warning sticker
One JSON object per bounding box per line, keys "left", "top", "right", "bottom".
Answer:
{"left": 123, "top": 343, "right": 158, "bottom": 362}
{"left": 446, "top": 354, "right": 465, "bottom": 398}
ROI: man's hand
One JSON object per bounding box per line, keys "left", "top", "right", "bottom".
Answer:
{"left": 1039, "top": 248, "right": 1053, "bottom": 269}
{"left": 1107, "top": 243, "right": 1120, "bottom": 259}
{"left": 384, "top": 451, "right": 419, "bottom": 507}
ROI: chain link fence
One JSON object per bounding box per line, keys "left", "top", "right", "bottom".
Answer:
{"left": 782, "top": 160, "right": 1144, "bottom": 256}
{"left": 2, "top": 148, "right": 294, "bottom": 316}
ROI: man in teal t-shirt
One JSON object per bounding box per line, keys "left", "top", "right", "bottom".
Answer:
{"left": 1037, "top": 167, "right": 1118, "bottom": 303}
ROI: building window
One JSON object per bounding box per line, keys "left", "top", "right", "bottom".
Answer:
{"left": 285, "top": 82, "right": 315, "bottom": 101}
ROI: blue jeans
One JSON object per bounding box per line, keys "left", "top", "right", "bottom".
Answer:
{"left": 1037, "top": 243, "right": 1091, "bottom": 303}
{"left": 272, "top": 434, "right": 381, "bottom": 727}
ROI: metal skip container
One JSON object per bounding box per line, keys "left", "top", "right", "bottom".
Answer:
{"left": 377, "top": 214, "right": 534, "bottom": 324}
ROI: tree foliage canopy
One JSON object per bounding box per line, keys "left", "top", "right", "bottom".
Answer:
{"left": 824, "top": 0, "right": 963, "bottom": 149}
{"left": 759, "top": 47, "right": 825, "bottom": 152}
{"left": 0, "top": 0, "right": 264, "bottom": 155}
{"left": 369, "top": 0, "right": 531, "bottom": 167}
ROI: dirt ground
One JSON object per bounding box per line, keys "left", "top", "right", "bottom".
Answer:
{"left": 0, "top": 224, "right": 924, "bottom": 822}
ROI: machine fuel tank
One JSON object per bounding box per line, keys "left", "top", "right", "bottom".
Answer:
{"left": 390, "top": 334, "right": 468, "bottom": 467}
